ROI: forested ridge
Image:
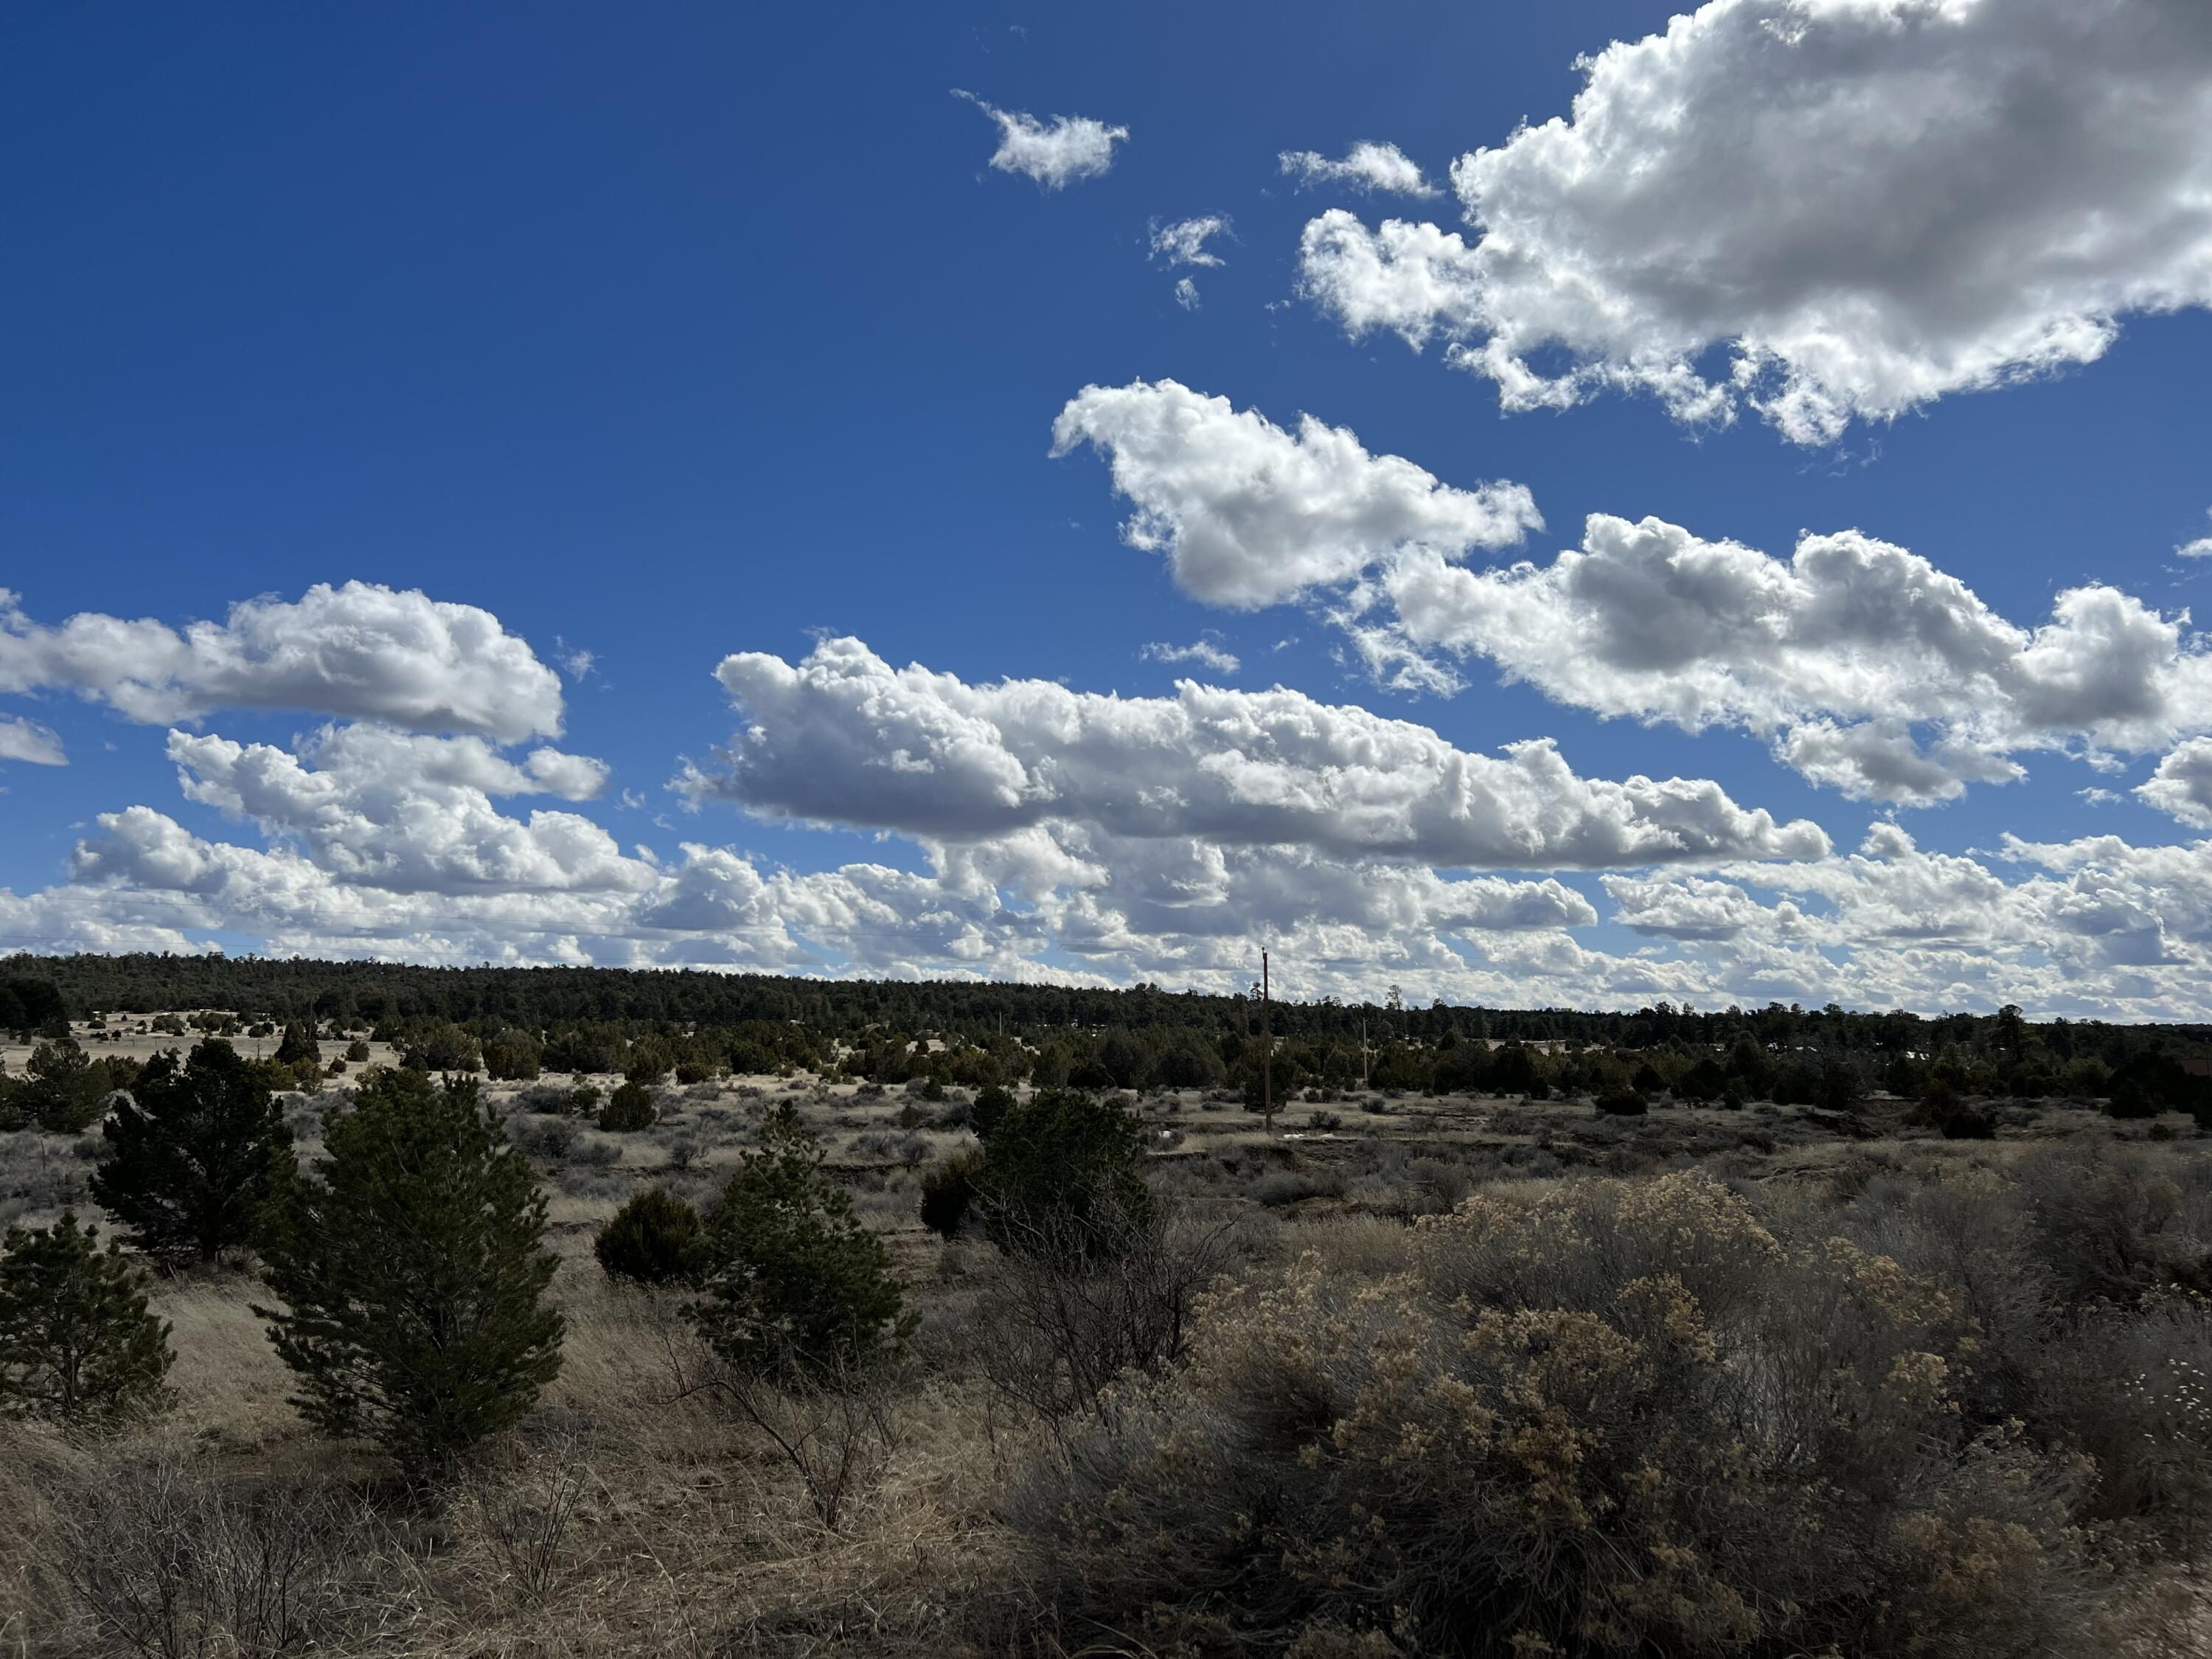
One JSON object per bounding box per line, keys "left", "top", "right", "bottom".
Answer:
{"left": 8, "top": 953, "right": 2212, "bottom": 1113}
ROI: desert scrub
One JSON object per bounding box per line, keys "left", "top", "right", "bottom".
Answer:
{"left": 594, "top": 1186, "right": 704, "bottom": 1286}
{"left": 1011, "top": 1169, "right": 2098, "bottom": 1658}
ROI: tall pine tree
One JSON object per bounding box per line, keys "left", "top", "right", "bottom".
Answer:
{"left": 91, "top": 1038, "right": 293, "bottom": 1265}
{"left": 256, "top": 1067, "right": 562, "bottom": 1472}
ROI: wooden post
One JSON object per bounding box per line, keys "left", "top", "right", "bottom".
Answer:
{"left": 1262, "top": 948, "right": 1273, "bottom": 1136}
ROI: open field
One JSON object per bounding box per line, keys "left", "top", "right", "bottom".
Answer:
{"left": 8, "top": 1015, "right": 2212, "bottom": 1655}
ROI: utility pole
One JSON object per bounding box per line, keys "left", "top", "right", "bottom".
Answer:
{"left": 1261, "top": 948, "right": 1273, "bottom": 1137}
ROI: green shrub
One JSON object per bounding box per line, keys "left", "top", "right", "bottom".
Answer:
{"left": 272, "top": 1022, "right": 321, "bottom": 1071}
{"left": 256, "top": 1068, "right": 562, "bottom": 1471}
{"left": 975, "top": 1088, "right": 1155, "bottom": 1265}
{"left": 90, "top": 1037, "right": 293, "bottom": 1265}
{"left": 689, "top": 1102, "right": 911, "bottom": 1383}
{"left": 919, "top": 1150, "right": 983, "bottom": 1239}
{"left": 505, "top": 1113, "right": 579, "bottom": 1161}
{"left": 623, "top": 1037, "right": 675, "bottom": 1086}
{"left": 399, "top": 1023, "right": 481, "bottom": 1074}
{"left": 599, "top": 1079, "right": 658, "bottom": 1132}
{"left": 2107, "top": 1079, "right": 2162, "bottom": 1120}
{"left": 22, "top": 1038, "right": 108, "bottom": 1133}
{"left": 970, "top": 1083, "right": 1015, "bottom": 1140}
{"left": 0, "top": 1211, "right": 174, "bottom": 1428}
{"left": 1594, "top": 1087, "right": 1648, "bottom": 1117}
{"left": 594, "top": 1187, "right": 704, "bottom": 1285}
{"left": 482, "top": 1034, "right": 543, "bottom": 1082}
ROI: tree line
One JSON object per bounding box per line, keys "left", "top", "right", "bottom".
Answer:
{"left": 11, "top": 954, "right": 2212, "bottom": 1116}
{"left": 15, "top": 950, "right": 2212, "bottom": 1059}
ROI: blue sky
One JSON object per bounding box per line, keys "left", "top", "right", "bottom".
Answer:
{"left": 4, "top": 0, "right": 2212, "bottom": 1014}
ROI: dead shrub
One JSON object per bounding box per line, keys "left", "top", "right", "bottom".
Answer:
{"left": 658, "top": 1323, "right": 900, "bottom": 1535}
{"left": 44, "top": 1449, "right": 403, "bottom": 1657}
{"left": 459, "top": 1430, "right": 594, "bottom": 1605}
{"left": 970, "top": 1195, "right": 1242, "bottom": 1427}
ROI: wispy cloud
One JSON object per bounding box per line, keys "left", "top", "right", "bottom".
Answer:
{"left": 1141, "top": 637, "right": 1240, "bottom": 675}
{"left": 1150, "top": 215, "right": 1231, "bottom": 268}
{"left": 1278, "top": 141, "right": 1438, "bottom": 198}
{"left": 952, "top": 90, "right": 1127, "bottom": 189}
{"left": 0, "top": 714, "right": 66, "bottom": 766}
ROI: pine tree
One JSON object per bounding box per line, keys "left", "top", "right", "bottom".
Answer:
{"left": 690, "top": 1102, "right": 912, "bottom": 1383}
{"left": 0, "top": 1211, "right": 174, "bottom": 1427}
{"left": 24, "top": 1037, "right": 107, "bottom": 1133}
{"left": 273, "top": 1020, "right": 321, "bottom": 1077}
{"left": 91, "top": 1037, "right": 293, "bottom": 1265}
{"left": 255, "top": 1067, "right": 563, "bottom": 1471}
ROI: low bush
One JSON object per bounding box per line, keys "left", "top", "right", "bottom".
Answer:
{"left": 598, "top": 1080, "right": 658, "bottom": 1133}
{"left": 975, "top": 1089, "right": 1155, "bottom": 1265}
{"left": 1010, "top": 1170, "right": 2108, "bottom": 1657}
{"left": 919, "top": 1150, "right": 982, "bottom": 1239}
{"left": 975, "top": 1196, "right": 1240, "bottom": 1425}
{"left": 594, "top": 1186, "right": 704, "bottom": 1285}
{"left": 506, "top": 1112, "right": 580, "bottom": 1161}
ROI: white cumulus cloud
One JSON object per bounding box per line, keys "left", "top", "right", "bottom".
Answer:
{"left": 691, "top": 636, "right": 1829, "bottom": 869}
{"left": 1053, "top": 389, "right": 2212, "bottom": 805}
{"left": 0, "top": 582, "right": 565, "bottom": 742}
{"left": 1297, "top": 212, "right": 1487, "bottom": 354}
{"left": 1299, "top": 0, "right": 2212, "bottom": 442}
{"left": 31, "top": 682, "right": 2212, "bottom": 1014}
{"left": 953, "top": 90, "right": 1127, "bottom": 189}
{"left": 1356, "top": 512, "right": 2212, "bottom": 804}
{"left": 164, "top": 725, "right": 630, "bottom": 896}
{"left": 2137, "top": 738, "right": 2212, "bottom": 829}
{"left": 1051, "top": 379, "right": 1540, "bottom": 608}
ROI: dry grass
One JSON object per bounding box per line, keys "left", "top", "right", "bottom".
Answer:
{"left": 9, "top": 1049, "right": 2212, "bottom": 1655}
